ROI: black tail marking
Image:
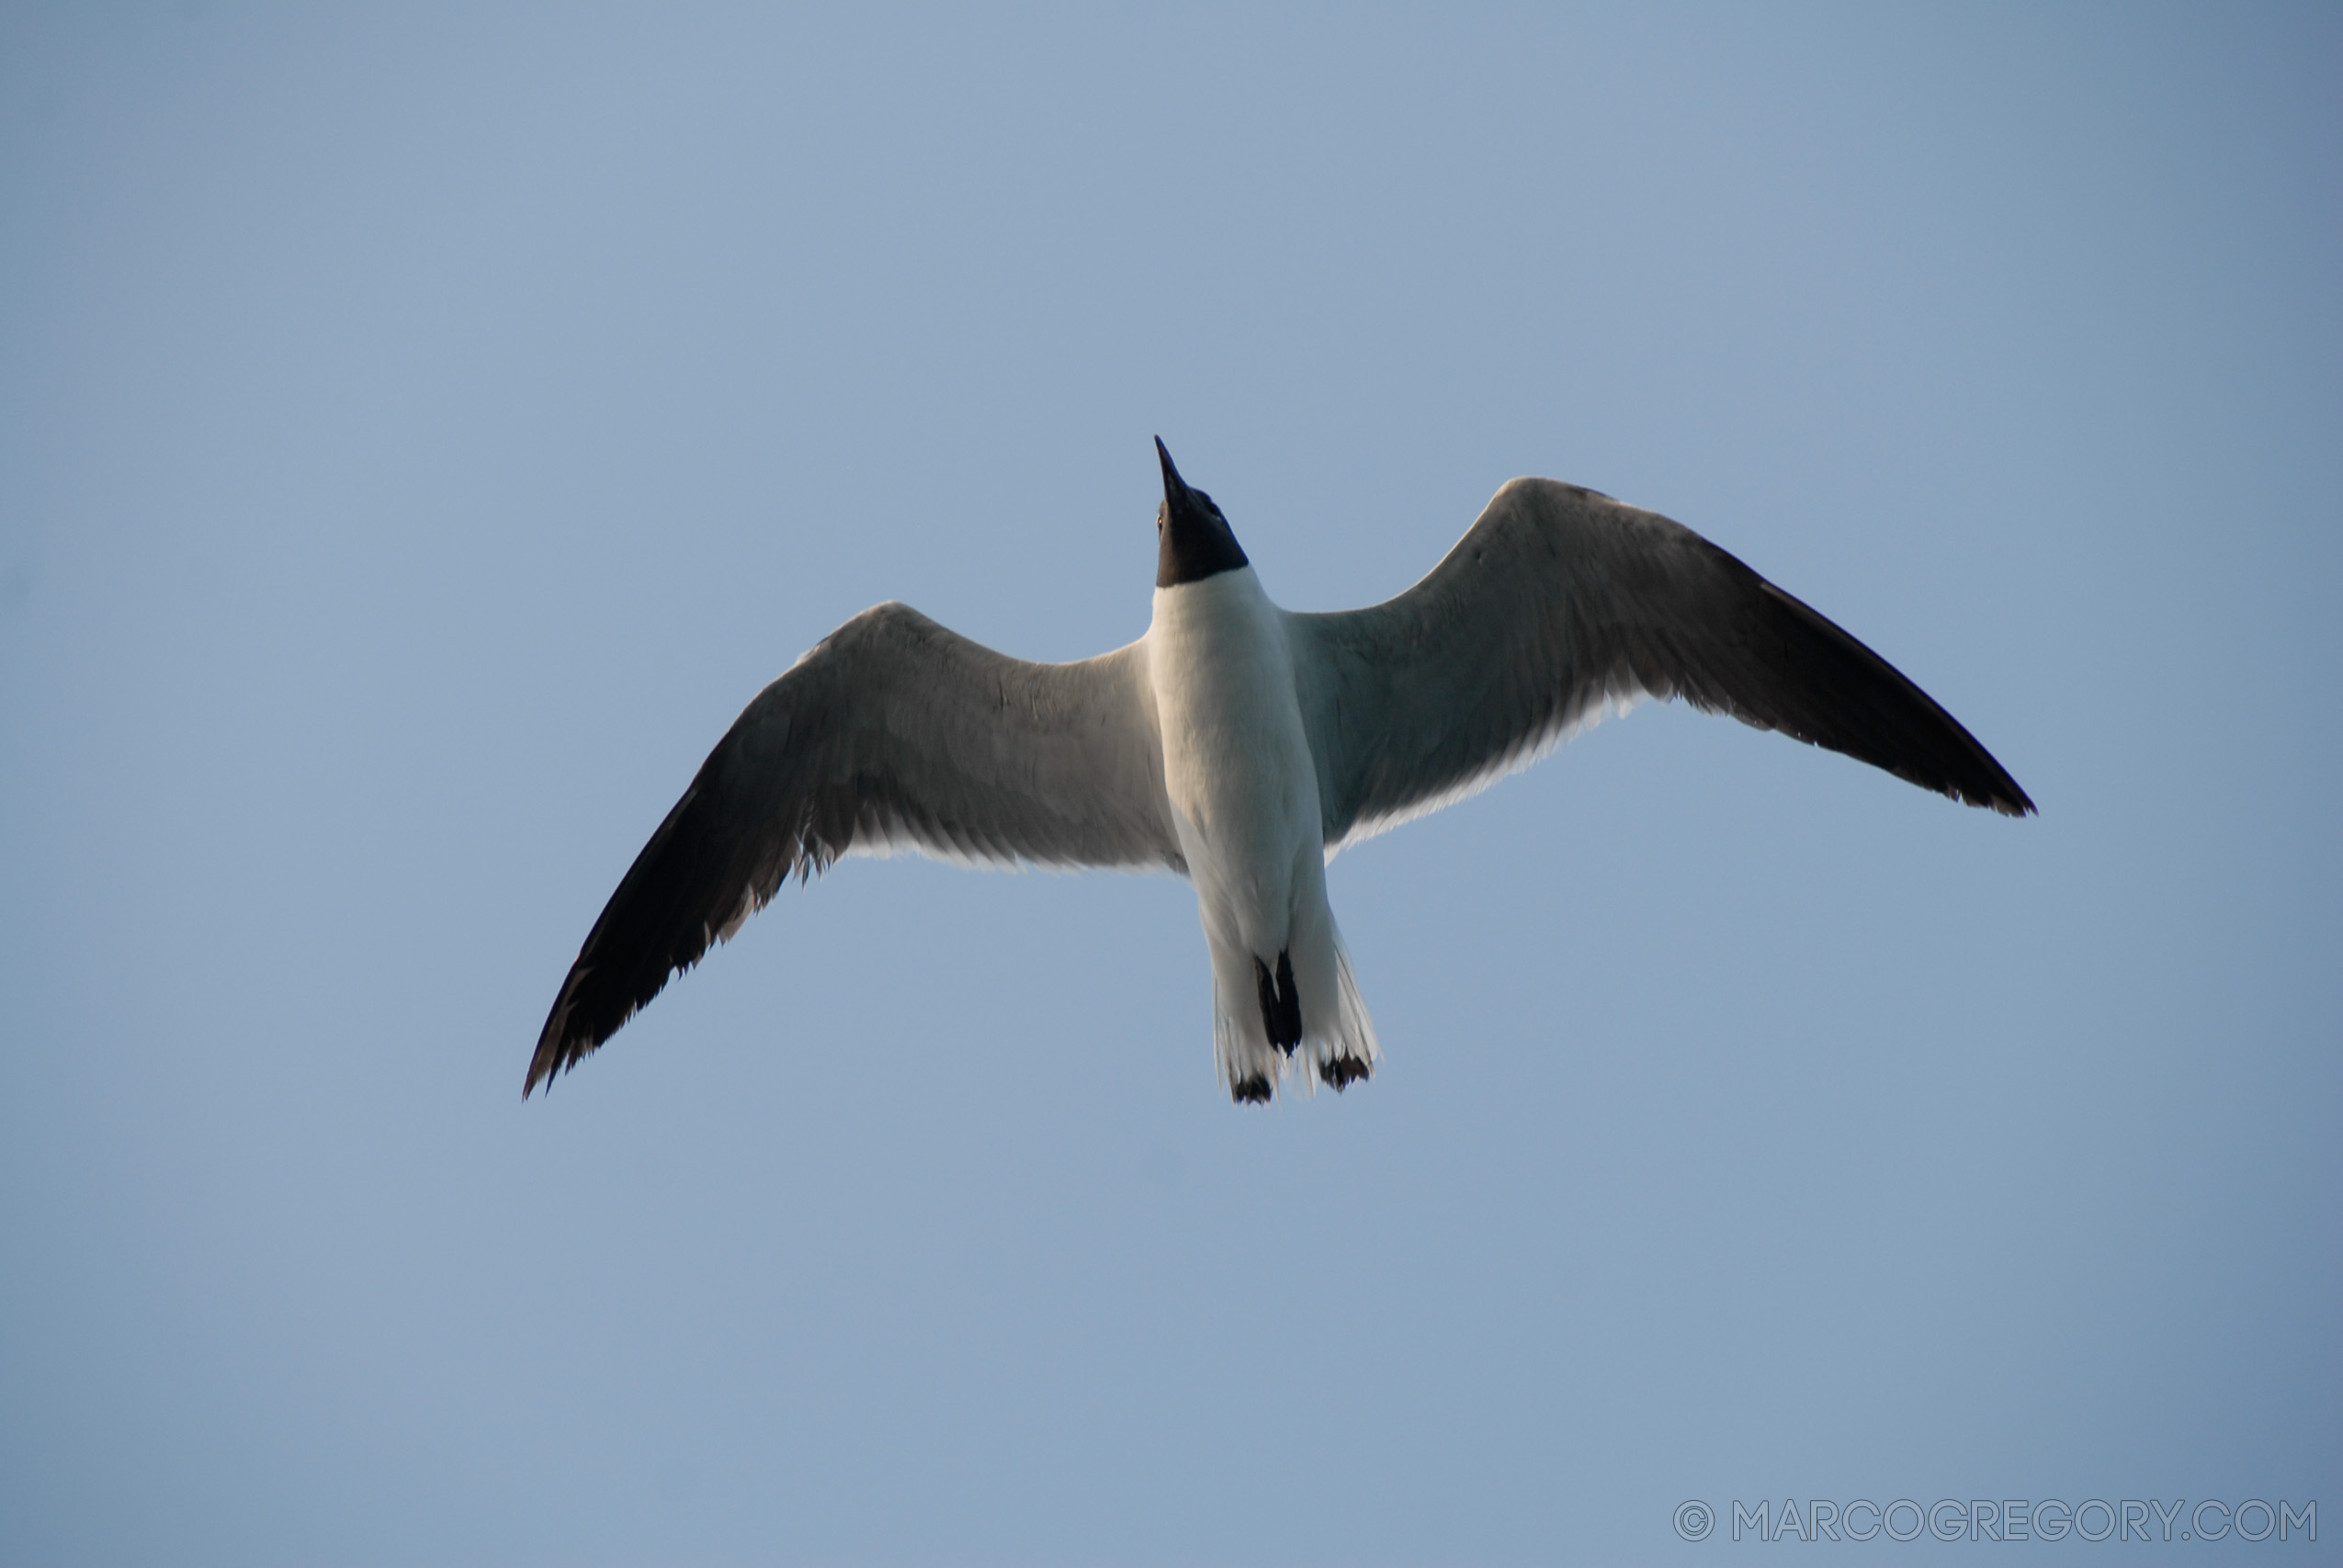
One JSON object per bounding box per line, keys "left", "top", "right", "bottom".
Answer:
{"left": 1253, "top": 950, "right": 1302, "bottom": 1055}
{"left": 1320, "top": 1053, "right": 1371, "bottom": 1091}
{"left": 1230, "top": 1073, "right": 1273, "bottom": 1104}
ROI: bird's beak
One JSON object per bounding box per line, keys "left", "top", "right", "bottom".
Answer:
{"left": 1155, "top": 435, "right": 1189, "bottom": 505}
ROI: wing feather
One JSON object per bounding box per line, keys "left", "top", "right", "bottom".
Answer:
{"left": 1290, "top": 479, "right": 2033, "bottom": 852}
{"left": 526, "top": 603, "right": 1177, "bottom": 1093}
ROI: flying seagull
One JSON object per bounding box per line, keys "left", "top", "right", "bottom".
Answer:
{"left": 529, "top": 440, "right": 2032, "bottom": 1103}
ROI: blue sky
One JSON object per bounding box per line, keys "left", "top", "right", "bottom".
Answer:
{"left": 2, "top": 5, "right": 2337, "bottom": 1563}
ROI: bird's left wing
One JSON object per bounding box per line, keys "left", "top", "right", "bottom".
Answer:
{"left": 528, "top": 602, "right": 1177, "bottom": 1093}
{"left": 1286, "top": 478, "right": 2033, "bottom": 856}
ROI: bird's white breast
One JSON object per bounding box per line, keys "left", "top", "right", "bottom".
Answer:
{"left": 1146, "top": 568, "right": 1321, "bottom": 942}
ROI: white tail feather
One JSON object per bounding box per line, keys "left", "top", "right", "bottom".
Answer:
{"left": 1211, "top": 929, "right": 1379, "bottom": 1100}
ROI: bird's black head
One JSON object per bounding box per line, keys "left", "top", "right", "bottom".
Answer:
{"left": 1154, "top": 437, "right": 1249, "bottom": 589}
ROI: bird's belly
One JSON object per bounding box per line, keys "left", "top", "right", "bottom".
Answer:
{"left": 1149, "top": 569, "right": 1325, "bottom": 953}
{"left": 1158, "top": 678, "right": 1321, "bottom": 959}
{"left": 1168, "top": 718, "right": 1311, "bottom": 868}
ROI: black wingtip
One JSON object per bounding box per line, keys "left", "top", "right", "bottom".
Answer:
{"left": 1941, "top": 741, "right": 2034, "bottom": 818}
{"left": 522, "top": 1029, "right": 566, "bottom": 1099}
{"left": 524, "top": 972, "right": 584, "bottom": 1100}
{"left": 1731, "top": 576, "right": 2038, "bottom": 823}
{"left": 1933, "top": 754, "right": 2034, "bottom": 818}
{"left": 522, "top": 1023, "right": 567, "bottom": 1100}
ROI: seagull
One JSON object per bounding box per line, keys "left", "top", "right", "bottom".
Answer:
{"left": 529, "top": 439, "right": 2032, "bottom": 1103}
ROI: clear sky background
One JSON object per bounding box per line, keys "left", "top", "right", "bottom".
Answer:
{"left": 3, "top": 5, "right": 2337, "bottom": 1563}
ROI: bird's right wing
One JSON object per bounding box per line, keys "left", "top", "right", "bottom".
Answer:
{"left": 1288, "top": 478, "right": 2033, "bottom": 853}
{"left": 528, "top": 602, "right": 1179, "bottom": 1093}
